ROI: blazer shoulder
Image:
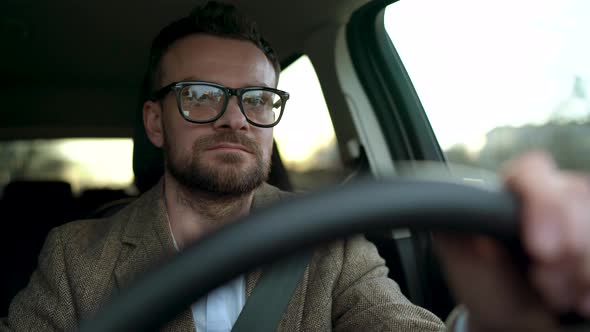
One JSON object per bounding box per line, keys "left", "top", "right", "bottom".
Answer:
{"left": 313, "top": 235, "right": 379, "bottom": 262}
{"left": 306, "top": 235, "right": 381, "bottom": 283}
{"left": 50, "top": 202, "right": 135, "bottom": 257}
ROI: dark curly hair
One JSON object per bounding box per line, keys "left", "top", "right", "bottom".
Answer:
{"left": 144, "top": 1, "right": 280, "bottom": 98}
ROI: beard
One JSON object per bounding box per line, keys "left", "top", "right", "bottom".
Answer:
{"left": 162, "top": 128, "right": 271, "bottom": 196}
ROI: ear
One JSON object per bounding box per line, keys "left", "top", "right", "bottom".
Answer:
{"left": 143, "top": 100, "right": 164, "bottom": 148}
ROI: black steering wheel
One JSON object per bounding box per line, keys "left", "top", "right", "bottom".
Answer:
{"left": 79, "top": 177, "right": 561, "bottom": 331}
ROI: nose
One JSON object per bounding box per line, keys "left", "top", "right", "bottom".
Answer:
{"left": 213, "top": 96, "right": 248, "bottom": 131}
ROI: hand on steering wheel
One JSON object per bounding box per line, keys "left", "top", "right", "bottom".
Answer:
{"left": 436, "top": 151, "right": 590, "bottom": 331}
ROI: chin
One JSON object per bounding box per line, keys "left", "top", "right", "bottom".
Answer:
{"left": 211, "top": 152, "right": 251, "bottom": 165}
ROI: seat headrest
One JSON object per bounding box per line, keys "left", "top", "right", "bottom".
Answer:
{"left": 3, "top": 180, "right": 73, "bottom": 201}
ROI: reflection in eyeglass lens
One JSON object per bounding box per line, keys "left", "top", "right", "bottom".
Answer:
{"left": 181, "top": 85, "right": 225, "bottom": 120}
{"left": 242, "top": 90, "right": 281, "bottom": 124}
{"left": 178, "top": 85, "right": 283, "bottom": 125}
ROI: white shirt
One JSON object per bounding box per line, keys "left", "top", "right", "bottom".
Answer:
{"left": 192, "top": 276, "right": 246, "bottom": 332}
{"left": 167, "top": 218, "right": 246, "bottom": 332}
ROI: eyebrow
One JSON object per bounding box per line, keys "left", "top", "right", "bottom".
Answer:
{"left": 179, "top": 77, "right": 271, "bottom": 88}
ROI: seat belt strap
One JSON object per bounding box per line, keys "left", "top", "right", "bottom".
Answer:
{"left": 231, "top": 251, "right": 312, "bottom": 332}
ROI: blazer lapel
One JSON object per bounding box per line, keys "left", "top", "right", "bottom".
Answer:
{"left": 245, "top": 269, "right": 262, "bottom": 298}
{"left": 112, "top": 180, "right": 196, "bottom": 331}
{"left": 113, "top": 180, "right": 175, "bottom": 290}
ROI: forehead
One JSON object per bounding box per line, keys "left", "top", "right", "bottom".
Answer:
{"left": 160, "top": 34, "right": 277, "bottom": 88}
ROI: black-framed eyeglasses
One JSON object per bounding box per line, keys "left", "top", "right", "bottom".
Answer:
{"left": 150, "top": 81, "right": 290, "bottom": 128}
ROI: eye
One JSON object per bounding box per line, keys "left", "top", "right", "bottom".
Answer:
{"left": 244, "top": 95, "right": 266, "bottom": 107}
{"left": 182, "top": 85, "right": 224, "bottom": 107}
{"left": 198, "top": 90, "right": 222, "bottom": 102}
{"left": 243, "top": 91, "right": 276, "bottom": 109}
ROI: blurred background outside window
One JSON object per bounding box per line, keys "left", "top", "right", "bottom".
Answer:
{"left": 0, "top": 139, "right": 134, "bottom": 196}
{"left": 385, "top": 0, "right": 590, "bottom": 172}
{"left": 276, "top": 55, "right": 347, "bottom": 191}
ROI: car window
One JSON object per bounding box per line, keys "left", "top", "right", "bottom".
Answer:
{"left": 384, "top": 0, "right": 590, "bottom": 172}
{"left": 275, "top": 55, "right": 348, "bottom": 191}
{"left": 0, "top": 139, "right": 134, "bottom": 196}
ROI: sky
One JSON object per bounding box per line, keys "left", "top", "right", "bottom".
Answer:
{"left": 385, "top": 0, "right": 590, "bottom": 150}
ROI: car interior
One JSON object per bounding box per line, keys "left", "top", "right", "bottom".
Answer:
{"left": 2, "top": 0, "right": 589, "bottom": 328}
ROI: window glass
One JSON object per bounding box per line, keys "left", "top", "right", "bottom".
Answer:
{"left": 385, "top": 0, "right": 590, "bottom": 171}
{"left": 0, "top": 139, "right": 134, "bottom": 195}
{"left": 275, "top": 55, "right": 347, "bottom": 190}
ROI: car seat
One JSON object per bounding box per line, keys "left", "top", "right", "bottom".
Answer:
{"left": 0, "top": 180, "right": 76, "bottom": 316}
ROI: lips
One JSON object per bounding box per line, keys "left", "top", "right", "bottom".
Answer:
{"left": 207, "top": 142, "right": 252, "bottom": 153}
{"left": 194, "top": 132, "right": 260, "bottom": 157}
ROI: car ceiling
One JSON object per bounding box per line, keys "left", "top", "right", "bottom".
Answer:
{"left": 0, "top": 0, "right": 370, "bottom": 139}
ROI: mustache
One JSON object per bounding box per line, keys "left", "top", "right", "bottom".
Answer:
{"left": 193, "top": 132, "right": 260, "bottom": 154}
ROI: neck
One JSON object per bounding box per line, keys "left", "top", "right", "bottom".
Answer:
{"left": 163, "top": 172, "right": 255, "bottom": 249}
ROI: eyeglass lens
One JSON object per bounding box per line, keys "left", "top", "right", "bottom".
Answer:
{"left": 179, "top": 84, "right": 283, "bottom": 125}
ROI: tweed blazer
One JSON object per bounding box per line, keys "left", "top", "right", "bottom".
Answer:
{"left": 0, "top": 181, "right": 445, "bottom": 331}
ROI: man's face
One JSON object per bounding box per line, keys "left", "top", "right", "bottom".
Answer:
{"left": 148, "top": 34, "right": 276, "bottom": 195}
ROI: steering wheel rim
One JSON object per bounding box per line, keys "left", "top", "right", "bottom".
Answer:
{"left": 79, "top": 178, "right": 521, "bottom": 332}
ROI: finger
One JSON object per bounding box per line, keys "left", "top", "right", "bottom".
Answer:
{"left": 522, "top": 172, "right": 590, "bottom": 263}
{"left": 566, "top": 177, "right": 590, "bottom": 317}
{"left": 435, "top": 235, "right": 538, "bottom": 305}
{"left": 561, "top": 173, "right": 590, "bottom": 259}
{"left": 502, "top": 151, "right": 569, "bottom": 263}
{"left": 575, "top": 237, "right": 590, "bottom": 317}
{"left": 577, "top": 290, "right": 590, "bottom": 317}
{"left": 501, "top": 150, "right": 557, "bottom": 183}
{"left": 532, "top": 257, "right": 590, "bottom": 318}
{"left": 503, "top": 153, "right": 590, "bottom": 317}
{"left": 434, "top": 233, "right": 555, "bottom": 330}
{"left": 530, "top": 263, "right": 577, "bottom": 312}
